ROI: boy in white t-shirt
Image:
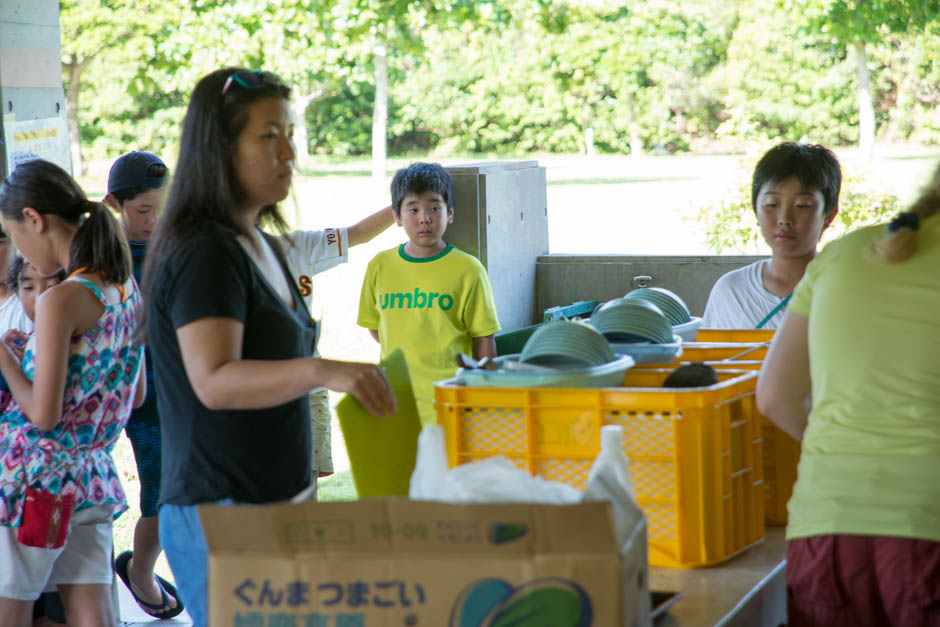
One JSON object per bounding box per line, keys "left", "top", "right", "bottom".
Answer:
{"left": 280, "top": 205, "right": 395, "bottom": 479}
{"left": 703, "top": 143, "right": 841, "bottom": 329}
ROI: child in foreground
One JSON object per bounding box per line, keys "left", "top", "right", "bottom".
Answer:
{"left": 358, "top": 163, "right": 501, "bottom": 425}
{"left": 0, "top": 159, "right": 145, "bottom": 625}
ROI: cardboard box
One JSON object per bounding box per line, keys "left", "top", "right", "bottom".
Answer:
{"left": 201, "top": 498, "right": 621, "bottom": 626}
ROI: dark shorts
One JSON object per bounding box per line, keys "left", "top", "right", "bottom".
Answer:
{"left": 32, "top": 591, "right": 66, "bottom": 623}
{"left": 124, "top": 386, "right": 162, "bottom": 517}
{"left": 787, "top": 534, "right": 940, "bottom": 627}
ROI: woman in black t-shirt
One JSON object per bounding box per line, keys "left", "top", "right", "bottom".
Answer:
{"left": 140, "top": 68, "right": 396, "bottom": 627}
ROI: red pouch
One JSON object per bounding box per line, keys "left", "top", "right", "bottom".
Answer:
{"left": 17, "top": 488, "right": 75, "bottom": 549}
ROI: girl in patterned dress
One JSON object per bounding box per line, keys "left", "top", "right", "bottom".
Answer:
{"left": 0, "top": 159, "right": 145, "bottom": 626}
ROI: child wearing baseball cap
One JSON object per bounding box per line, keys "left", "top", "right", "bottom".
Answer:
{"left": 103, "top": 151, "right": 183, "bottom": 619}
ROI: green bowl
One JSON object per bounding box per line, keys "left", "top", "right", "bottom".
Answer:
{"left": 520, "top": 320, "right": 616, "bottom": 367}
{"left": 624, "top": 287, "right": 691, "bottom": 325}
{"left": 590, "top": 299, "right": 673, "bottom": 344}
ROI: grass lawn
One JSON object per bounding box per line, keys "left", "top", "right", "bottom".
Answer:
{"left": 318, "top": 470, "right": 358, "bottom": 502}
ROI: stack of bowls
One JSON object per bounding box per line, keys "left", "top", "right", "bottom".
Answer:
{"left": 519, "top": 320, "right": 616, "bottom": 367}
{"left": 624, "top": 287, "right": 702, "bottom": 340}
{"left": 589, "top": 299, "right": 674, "bottom": 344}
{"left": 624, "top": 287, "right": 691, "bottom": 325}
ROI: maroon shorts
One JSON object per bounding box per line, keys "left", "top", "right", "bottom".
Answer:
{"left": 786, "top": 534, "right": 940, "bottom": 627}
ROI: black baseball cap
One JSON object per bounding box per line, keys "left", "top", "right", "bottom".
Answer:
{"left": 107, "top": 151, "right": 167, "bottom": 195}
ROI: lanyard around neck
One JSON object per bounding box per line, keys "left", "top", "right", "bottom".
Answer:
{"left": 755, "top": 293, "right": 792, "bottom": 330}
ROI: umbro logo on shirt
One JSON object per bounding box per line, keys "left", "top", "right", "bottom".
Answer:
{"left": 379, "top": 289, "right": 454, "bottom": 311}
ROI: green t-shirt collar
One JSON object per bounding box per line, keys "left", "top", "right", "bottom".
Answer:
{"left": 398, "top": 242, "right": 453, "bottom": 263}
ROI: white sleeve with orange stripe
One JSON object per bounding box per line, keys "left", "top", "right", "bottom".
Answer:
{"left": 282, "top": 227, "right": 349, "bottom": 278}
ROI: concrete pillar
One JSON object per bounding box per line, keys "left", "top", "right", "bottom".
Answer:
{"left": 0, "top": 0, "right": 71, "bottom": 178}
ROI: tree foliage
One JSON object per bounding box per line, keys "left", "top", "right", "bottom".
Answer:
{"left": 60, "top": 0, "right": 940, "bottom": 164}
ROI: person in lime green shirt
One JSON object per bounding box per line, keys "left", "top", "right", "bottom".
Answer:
{"left": 757, "top": 162, "right": 940, "bottom": 626}
{"left": 358, "top": 163, "right": 500, "bottom": 425}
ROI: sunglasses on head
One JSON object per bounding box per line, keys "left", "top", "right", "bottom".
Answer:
{"left": 221, "top": 70, "right": 279, "bottom": 96}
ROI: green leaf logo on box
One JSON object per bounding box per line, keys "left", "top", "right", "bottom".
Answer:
{"left": 450, "top": 577, "right": 593, "bottom": 627}
{"left": 487, "top": 523, "right": 527, "bottom": 545}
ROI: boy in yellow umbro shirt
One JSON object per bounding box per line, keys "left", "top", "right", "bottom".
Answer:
{"left": 358, "top": 163, "right": 501, "bottom": 425}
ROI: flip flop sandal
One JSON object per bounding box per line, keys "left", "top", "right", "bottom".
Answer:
{"left": 115, "top": 550, "right": 186, "bottom": 619}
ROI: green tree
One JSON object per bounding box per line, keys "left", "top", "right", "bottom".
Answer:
{"left": 60, "top": 0, "right": 175, "bottom": 174}
{"left": 322, "top": 0, "right": 510, "bottom": 181}
{"left": 780, "top": 0, "right": 940, "bottom": 160}
{"left": 717, "top": 2, "right": 861, "bottom": 146}
{"left": 135, "top": 0, "right": 362, "bottom": 169}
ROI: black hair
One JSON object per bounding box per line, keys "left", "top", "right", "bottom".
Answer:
{"left": 6, "top": 255, "right": 24, "bottom": 291}
{"left": 111, "top": 186, "right": 151, "bottom": 205}
{"left": 140, "top": 67, "right": 292, "bottom": 337}
{"left": 0, "top": 160, "right": 131, "bottom": 284}
{"left": 751, "top": 142, "right": 841, "bottom": 217}
{"left": 7, "top": 255, "right": 65, "bottom": 292}
{"left": 663, "top": 363, "right": 719, "bottom": 388}
{"left": 390, "top": 162, "right": 455, "bottom": 216}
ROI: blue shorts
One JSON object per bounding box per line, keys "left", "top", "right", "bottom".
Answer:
{"left": 124, "top": 386, "right": 162, "bottom": 517}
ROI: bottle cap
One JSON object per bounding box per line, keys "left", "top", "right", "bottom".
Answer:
{"left": 600, "top": 424, "right": 623, "bottom": 450}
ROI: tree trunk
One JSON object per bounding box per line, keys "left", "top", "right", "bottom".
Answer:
{"left": 853, "top": 42, "right": 875, "bottom": 161}
{"left": 582, "top": 104, "right": 595, "bottom": 156}
{"left": 292, "top": 93, "right": 314, "bottom": 170}
{"left": 372, "top": 43, "right": 388, "bottom": 185}
{"left": 64, "top": 60, "right": 84, "bottom": 177}
{"left": 627, "top": 90, "right": 643, "bottom": 157}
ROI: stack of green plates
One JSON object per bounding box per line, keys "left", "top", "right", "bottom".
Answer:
{"left": 519, "top": 320, "right": 617, "bottom": 367}
{"left": 624, "top": 287, "right": 692, "bottom": 325}
{"left": 457, "top": 354, "right": 635, "bottom": 388}
{"left": 590, "top": 299, "right": 674, "bottom": 344}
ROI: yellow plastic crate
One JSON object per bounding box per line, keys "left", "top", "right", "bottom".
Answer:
{"left": 679, "top": 341, "right": 770, "bottom": 363}
{"left": 696, "top": 329, "right": 775, "bottom": 343}
{"left": 645, "top": 337, "right": 772, "bottom": 369}
{"left": 683, "top": 349, "right": 802, "bottom": 526}
{"left": 761, "top": 420, "right": 801, "bottom": 525}
{"left": 434, "top": 369, "right": 765, "bottom": 568}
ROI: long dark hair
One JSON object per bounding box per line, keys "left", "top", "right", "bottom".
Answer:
{"left": 0, "top": 159, "right": 131, "bottom": 284}
{"left": 140, "top": 67, "right": 293, "bottom": 336}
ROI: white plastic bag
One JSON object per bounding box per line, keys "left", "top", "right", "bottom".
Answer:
{"left": 408, "top": 423, "right": 452, "bottom": 500}
{"left": 583, "top": 426, "right": 651, "bottom": 627}
{"left": 408, "top": 425, "right": 581, "bottom": 504}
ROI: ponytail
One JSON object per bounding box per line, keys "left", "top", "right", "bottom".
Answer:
{"left": 868, "top": 161, "right": 940, "bottom": 264}
{"left": 69, "top": 200, "right": 132, "bottom": 284}
{"left": 0, "top": 160, "right": 131, "bottom": 284}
